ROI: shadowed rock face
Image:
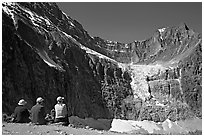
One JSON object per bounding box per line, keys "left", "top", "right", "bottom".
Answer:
{"left": 2, "top": 2, "right": 202, "bottom": 121}
{"left": 2, "top": 2, "right": 132, "bottom": 119}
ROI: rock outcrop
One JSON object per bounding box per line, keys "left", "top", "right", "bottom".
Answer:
{"left": 2, "top": 2, "right": 202, "bottom": 122}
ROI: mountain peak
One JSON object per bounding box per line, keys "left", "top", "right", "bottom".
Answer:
{"left": 178, "top": 22, "right": 189, "bottom": 30}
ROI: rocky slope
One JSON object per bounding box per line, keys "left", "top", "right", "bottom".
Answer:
{"left": 2, "top": 2, "right": 202, "bottom": 122}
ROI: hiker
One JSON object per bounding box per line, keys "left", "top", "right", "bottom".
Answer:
{"left": 12, "top": 99, "right": 30, "bottom": 123}
{"left": 54, "top": 96, "right": 69, "bottom": 126}
{"left": 30, "top": 97, "right": 47, "bottom": 125}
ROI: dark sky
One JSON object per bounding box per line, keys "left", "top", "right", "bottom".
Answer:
{"left": 57, "top": 2, "right": 202, "bottom": 43}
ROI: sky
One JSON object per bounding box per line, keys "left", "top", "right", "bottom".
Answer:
{"left": 57, "top": 2, "right": 202, "bottom": 43}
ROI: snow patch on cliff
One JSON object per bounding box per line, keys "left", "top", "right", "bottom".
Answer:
{"left": 37, "top": 50, "right": 65, "bottom": 72}
{"left": 158, "top": 28, "right": 166, "bottom": 40}
{"left": 61, "top": 31, "right": 118, "bottom": 63}
{"left": 129, "top": 64, "right": 166, "bottom": 101}
{"left": 62, "top": 11, "right": 75, "bottom": 27}
{"left": 158, "top": 28, "right": 166, "bottom": 33}
{"left": 2, "top": 2, "right": 18, "bottom": 28}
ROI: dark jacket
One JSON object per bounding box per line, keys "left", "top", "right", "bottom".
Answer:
{"left": 13, "top": 105, "right": 30, "bottom": 123}
{"left": 30, "top": 104, "right": 46, "bottom": 125}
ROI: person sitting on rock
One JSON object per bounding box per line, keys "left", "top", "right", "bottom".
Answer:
{"left": 12, "top": 99, "right": 31, "bottom": 123}
{"left": 54, "top": 96, "right": 69, "bottom": 126}
{"left": 30, "top": 97, "right": 47, "bottom": 125}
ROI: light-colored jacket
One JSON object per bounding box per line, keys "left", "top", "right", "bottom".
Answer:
{"left": 54, "top": 103, "right": 68, "bottom": 118}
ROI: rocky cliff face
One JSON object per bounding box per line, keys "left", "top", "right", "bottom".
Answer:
{"left": 2, "top": 2, "right": 132, "bottom": 119}
{"left": 2, "top": 2, "right": 202, "bottom": 122}
{"left": 93, "top": 20, "right": 202, "bottom": 121}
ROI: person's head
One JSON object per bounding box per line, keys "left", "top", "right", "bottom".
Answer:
{"left": 36, "top": 97, "right": 44, "bottom": 105}
{"left": 18, "top": 99, "right": 27, "bottom": 106}
{"left": 56, "top": 96, "right": 64, "bottom": 103}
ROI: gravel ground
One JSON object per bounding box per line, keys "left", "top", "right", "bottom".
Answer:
{"left": 2, "top": 122, "right": 202, "bottom": 135}
{"left": 2, "top": 122, "right": 126, "bottom": 135}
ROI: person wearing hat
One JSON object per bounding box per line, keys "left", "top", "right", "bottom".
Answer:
{"left": 30, "top": 97, "right": 47, "bottom": 125}
{"left": 54, "top": 96, "right": 69, "bottom": 125}
{"left": 13, "top": 99, "right": 30, "bottom": 123}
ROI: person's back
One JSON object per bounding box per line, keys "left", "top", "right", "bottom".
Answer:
{"left": 55, "top": 103, "right": 67, "bottom": 119}
{"left": 31, "top": 97, "right": 46, "bottom": 125}
{"left": 54, "top": 96, "right": 68, "bottom": 125}
{"left": 13, "top": 99, "right": 30, "bottom": 123}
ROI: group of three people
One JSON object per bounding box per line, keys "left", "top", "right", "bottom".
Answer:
{"left": 12, "top": 96, "right": 68, "bottom": 125}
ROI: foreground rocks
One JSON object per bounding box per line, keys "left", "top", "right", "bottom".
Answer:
{"left": 110, "top": 118, "right": 202, "bottom": 134}
{"left": 2, "top": 123, "right": 120, "bottom": 135}
{"left": 2, "top": 116, "right": 202, "bottom": 135}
